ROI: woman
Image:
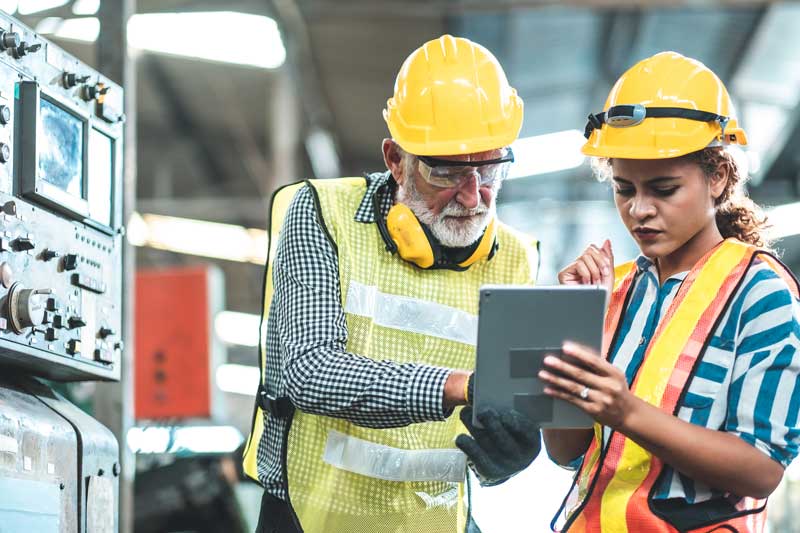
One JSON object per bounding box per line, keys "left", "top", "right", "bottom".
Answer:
{"left": 541, "top": 52, "right": 800, "bottom": 533}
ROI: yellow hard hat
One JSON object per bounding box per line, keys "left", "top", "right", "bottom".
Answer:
{"left": 383, "top": 34, "right": 523, "bottom": 156}
{"left": 582, "top": 51, "right": 747, "bottom": 159}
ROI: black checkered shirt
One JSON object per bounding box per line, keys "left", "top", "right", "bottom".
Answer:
{"left": 257, "top": 172, "right": 457, "bottom": 499}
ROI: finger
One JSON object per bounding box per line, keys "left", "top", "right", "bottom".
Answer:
{"left": 574, "top": 260, "right": 593, "bottom": 285}
{"left": 601, "top": 240, "right": 615, "bottom": 291}
{"left": 476, "top": 408, "right": 520, "bottom": 458}
{"left": 561, "top": 342, "right": 609, "bottom": 373}
{"left": 585, "top": 246, "right": 611, "bottom": 280}
{"left": 540, "top": 357, "right": 607, "bottom": 389}
{"left": 538, "top": 368, "right": 592, "bottom": 396}
{"left": 500, "top": 410, "right": 541, "bottom": 447}
{"left": 455, "top": 434, "right": 498, "bottom": 478}
{"left": 543, "top": 386, "right": 594, "bottom": 412}
{"left": 460, "top": 406, "right": 493, "bottom": 443}
{"left": 578, "top": 253, "right": 603, "bottom": 284}
{"left": 460, "top": 405, "right": 475, "bottom": 429}
{"left": 558, "top": 263, "right": 584, "bottom": 285}
{"left": 602, "top": 239, "right": 614, "bottom": 266}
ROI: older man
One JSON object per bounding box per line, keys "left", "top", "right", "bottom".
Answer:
{"left": 243, "top": 35, "right": 541, "bottom": 533}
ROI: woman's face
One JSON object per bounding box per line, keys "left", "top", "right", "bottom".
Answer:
{"left": 610, "top": 157, "right": 726, "bottom": 259}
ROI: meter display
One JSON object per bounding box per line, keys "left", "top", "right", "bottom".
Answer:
{"left": 38, "top": 98, "right": 84, "bottom": 200}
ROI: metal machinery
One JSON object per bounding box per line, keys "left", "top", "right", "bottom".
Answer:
{"left": 0, "top": 11, "right": 124, "bottom": 532}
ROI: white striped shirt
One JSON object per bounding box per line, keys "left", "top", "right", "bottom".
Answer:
{"left": 607, "top": 254, "right": 800, "bottom": 503}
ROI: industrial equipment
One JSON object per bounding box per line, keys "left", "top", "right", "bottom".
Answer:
{"left": 0, "top": 11, "right": 124, "bottom": 532}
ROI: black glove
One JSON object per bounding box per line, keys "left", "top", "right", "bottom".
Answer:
{"left": 455, "top": 405, "right": 541, "bottom": 485}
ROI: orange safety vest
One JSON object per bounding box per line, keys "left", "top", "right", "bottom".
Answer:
{"left": 555, "top": 239, "right": 800, "bottom": 533}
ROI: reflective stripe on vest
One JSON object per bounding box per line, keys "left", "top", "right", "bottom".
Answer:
{"left": 322, "top": 430, "right": 468, "bottom": 483}
{"left": 244, "top": 177, "right": 539, "bottom": 533}
{"left": 344, "top": 280, "right": 479, "bottom": 346}
{"left": 555, "top": 239, "right": 798, "bottom": 533}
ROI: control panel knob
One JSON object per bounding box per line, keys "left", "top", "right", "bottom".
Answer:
{"left": 66, "top": 338, "right": 81, "bottom": 355}
{"left": 62, "top": 253, "right": 79, "bottom": 271}
{"left": 0, "top": 105, "right": 10, "bottom": 125}
{"left": 62, "top": 72, "right": 90, "bottom": 89}
{"left": 0, "top": 31, "right": 20, "bottom": 51}
{"left": 1, "top": 201, "right": 15, "bottom": 215}
{"left": 14, "top": 41, "right": 41, "bottom": 59}
{"left": 3, "top": 283, "right": 51, "bottom": 333}
{"left": 11, "top": 236, "right": 34, "bottom": 251}
{"left": 67, "top": 316, "right": 86, "bottom": 329}
{"left": 0, "top": 143, "right": 9, "bottom": 163}
{"left": 99, "top": 326, "right": 115, "bottom": 338}
{"left": 82, "top": 83, "right": 109, "bottom": 102}
{"left": 41, "top": 249, "right": 59, "bottom": 261}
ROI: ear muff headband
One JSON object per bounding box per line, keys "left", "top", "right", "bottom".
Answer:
{"left": 373, "top": 178, "right": 497, "bottom": 270}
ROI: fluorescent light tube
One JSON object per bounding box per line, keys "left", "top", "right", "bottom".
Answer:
{"left": 127, "top": 212, "right": 269, "bottom": 265}
{"left": 127, "top": 12, "right": 285, "bottom": 69}
{"left": 214, "top": 312, "right": 261, "bottom": 348}
{"left": 508, "top": 130, "right": 586, "bottom": 179}
{"left": 216, "top": 363, "right": 260, "bottom": 396}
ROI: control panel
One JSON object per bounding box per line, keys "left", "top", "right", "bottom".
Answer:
{"left": 0, "top": 13, "right": 123, "bottom": 381}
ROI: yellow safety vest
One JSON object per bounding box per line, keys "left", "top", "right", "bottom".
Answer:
{"left": 243, "top": 177, "right": 539, "bottom": 533}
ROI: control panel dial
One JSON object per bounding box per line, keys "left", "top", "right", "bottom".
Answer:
{"left": 3, "top": 283, "right": 52, "bottom": 333}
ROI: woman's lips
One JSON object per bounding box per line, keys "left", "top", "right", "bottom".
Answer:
{"left": 633, "top": 228, "right": 662, "bottom": 241}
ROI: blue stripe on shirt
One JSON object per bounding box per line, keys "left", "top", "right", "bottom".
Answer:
{"left": 600, "top": 256, "right": 800, "bottom": 504}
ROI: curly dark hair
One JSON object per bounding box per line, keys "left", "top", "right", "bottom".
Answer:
{"left": 591, "top": 147, "right": 771, "bottom": 248}
{"left": 682, "top": 147, "right": 770, "bottom": 247}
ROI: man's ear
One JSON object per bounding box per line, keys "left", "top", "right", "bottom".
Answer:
{"left": 382, "top": 139, "right": 406, "bottom": 185}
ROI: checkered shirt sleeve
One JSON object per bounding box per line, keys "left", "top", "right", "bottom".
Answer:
{"left": 267, "top": 184, "right": 452, "bottom": 428}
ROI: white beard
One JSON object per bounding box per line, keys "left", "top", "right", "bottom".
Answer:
{"left": 396, "top": 177, "right": 496, "bottom": 248}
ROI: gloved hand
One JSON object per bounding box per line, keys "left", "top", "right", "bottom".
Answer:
{"left": 455, "top": 405, "right": 541, "bottom": 485}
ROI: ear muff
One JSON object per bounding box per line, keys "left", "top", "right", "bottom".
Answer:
{"left": 372, "top": 176, "right": 497, "bottom": 270}
{"left": 458, "top": 217, "right": 496, "bottom": 268}
{"left": 386, "top": 203, "right": 436, "bottom": 268}
{"left": 383, "top": 203, "right": 497, "bottom": 270}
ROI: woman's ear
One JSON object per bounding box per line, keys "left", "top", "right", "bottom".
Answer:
{"left": 710, "top": 161, "right": 730, "bottom": 201}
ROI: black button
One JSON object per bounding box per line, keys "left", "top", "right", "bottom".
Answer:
{"left": 63, "top": 253, "right": 79, "bottom": 271}
{"left": 11, "top": 237, "right": 34, "bottom": 251}
{"left": 45, "top": 327, "right": 58, "bottom": 341}
{"left": 66, "top": 339, "right": 81, "bottom": 355}
{"left": 68, "top": 316, "right": 86, "bottom": 329}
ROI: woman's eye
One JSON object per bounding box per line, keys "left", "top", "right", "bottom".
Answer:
{"left": 653, "top": 187, "right": 679, "bottom": 196}
{"left": 614, "top": 187, "right": 634, "bottom": 196}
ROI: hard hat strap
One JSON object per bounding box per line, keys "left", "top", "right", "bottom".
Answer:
{"left": 584, "top": 104, "right": 729, "bottom": 139}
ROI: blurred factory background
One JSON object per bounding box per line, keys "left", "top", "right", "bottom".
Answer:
{"left": 6, "top": 0, "right": 800, "bottom": 531}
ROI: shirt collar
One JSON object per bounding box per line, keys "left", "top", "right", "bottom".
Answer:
{"left": 354, "top": 171, "right": 393, "bottom": 223}
{"left": 635, "top": 255, "right": 689, "bottom": 282}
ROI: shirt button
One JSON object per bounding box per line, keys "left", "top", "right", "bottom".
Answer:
{"left": 639, "top": 337, "right": 646, "bottom": 346}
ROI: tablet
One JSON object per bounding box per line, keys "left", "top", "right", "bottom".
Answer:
{"left": 472, "top": 285, "right": 608, "bottom": 429}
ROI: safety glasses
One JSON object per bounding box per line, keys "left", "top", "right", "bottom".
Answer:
{"left": 415, "top": 148, "right": 515, "bottom": 189}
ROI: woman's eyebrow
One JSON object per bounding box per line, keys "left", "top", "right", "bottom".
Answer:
{"left": 612, "top": 176, "right": 680, "bottom": 184}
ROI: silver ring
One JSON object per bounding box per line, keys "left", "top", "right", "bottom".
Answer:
{"left": 579, "top": 386, "right": 591, "bottom": 400}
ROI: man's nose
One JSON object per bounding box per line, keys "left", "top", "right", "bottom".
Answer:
{"left": 454, "top": 171, "right": 480, "bottom": 210}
